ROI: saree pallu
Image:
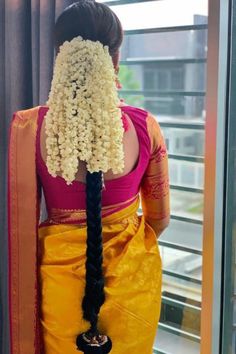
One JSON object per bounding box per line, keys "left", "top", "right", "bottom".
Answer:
{"left": 8, "top": 107, "right": 43, "bottom": 354}
{"left": 38, "top": 196, "right": 162, "bottom": 354}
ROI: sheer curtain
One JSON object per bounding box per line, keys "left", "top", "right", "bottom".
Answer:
{"left": 0, "top": 1, "right": 74, "bottom": 353}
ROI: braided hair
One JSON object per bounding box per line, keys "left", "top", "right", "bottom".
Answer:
{"left": 53, "top": 1, "right": 123, "bottom": 352}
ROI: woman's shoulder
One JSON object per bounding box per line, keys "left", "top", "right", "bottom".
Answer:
{"left": 119, "top": 102, "right": 160, "bottom": 127}
{"left": 120, "top": 103, "right": 164, "bottom": 153}
{"left": 120, "top": 102, "right": 148, "bottom": 117}
{"left": 120, "top": 103, "right": 150, "bottom": 132}
{"left": 11, "top": 105, "right": 43, "bottom": 124}
{"left": 120, "top": 102, "right": 161, "bottom": 132}
{"left": 13, "top": 106, "right": 42, "bottom": 120}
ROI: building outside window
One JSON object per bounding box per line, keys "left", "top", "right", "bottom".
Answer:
{"left": 99, "top": 1, "right": 235, "bottom": 353}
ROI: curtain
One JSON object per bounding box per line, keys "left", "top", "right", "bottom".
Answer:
{"left": 0, "top": 1, "right": 74, "bottom": 353}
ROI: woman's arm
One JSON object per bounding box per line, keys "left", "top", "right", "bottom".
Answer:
{"left": 140, "top": 113, "right": 170, "bottom": 239}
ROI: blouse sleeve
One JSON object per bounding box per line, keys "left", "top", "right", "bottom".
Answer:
{"left": 140, "top": 113, "right": 170, "bottom": 226}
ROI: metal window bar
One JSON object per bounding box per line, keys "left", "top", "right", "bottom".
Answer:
{"left": 103, "top": 0, "right": 164, "bottom": 6}
{"left": 158, "top": 240, "right": 202, "bottom": 256}
{"left": 170, "top": 185, "right": 203, "bottom": 194}
{"left": 120, "top": 89, "right": 205, "bottom": 97}
{"left": 153, "top": 349, "right": 171, "bottom": 354}
{"left": 170, "top": 215, "right": 202, "bottom": 225}
{"left": 168, "top": 154, "right": 204, "bottom": 163}
{"left": 124, "top": 25, "right": 208, "bottom": 36}
{"left": 159, "top": 122, "right": 205, "bottom": 131}
{"left": 120, "top": 58, "right": 207, "bottom": 65}
{"left": 163, "top": 269, "right": 202, "bottom": 285}
{"left": 161, "top": 295, "right": 201, "bottom": 312}
{"left": 157, "top": 323, "right": 201, "bottom": 342}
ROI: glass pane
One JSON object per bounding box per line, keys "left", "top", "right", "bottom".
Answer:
{"left": 98, "top": 0, "right": 208, "bottom": 30}
{"left": 119, "top": 64, "right": 207, "bottom": 92}
{"left": 119, "top": 94, "right": 206, "bottom": 120}
{"left": 161, "top": 220, "right": 203, "bottom": 252}
{"left": 169, "top": 161, "right": 204, "bottom": 189}
{"left": 154, "top": 328, "right": 200, "bottom": 354}
{"left": 121, "top": 30, "right": 208, "bottom": 60}
{"left": 161, "top": 247, "right": 202, "bottom": 281}
{"left": 162, "top": 129, "right": 205, "bottom": 157}
{"left": 162, "top": 275, "right": 201, "bottom": 307}
{"left": 170, "top": 190, "right": 203, "bottom": 221}
{"left": 102, "top": 1, "right": 209, "bottom": 353}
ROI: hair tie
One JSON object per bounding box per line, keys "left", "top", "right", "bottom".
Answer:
{"left": 76, "top": 330, "right": 112, "bottom": 353}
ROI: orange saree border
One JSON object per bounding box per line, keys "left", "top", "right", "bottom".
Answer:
{"left": 43, "top": 194, "right": 139, "bottom": 225}
{"left": 8, "top": 106, "right": 42, "bottom": 354}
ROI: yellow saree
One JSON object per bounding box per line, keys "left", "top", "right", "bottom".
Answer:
{"left": 38, "top": 196, "right": 162, "bottom": 354}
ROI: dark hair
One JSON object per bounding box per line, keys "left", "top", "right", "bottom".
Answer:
{"left": 54, "top": 1, "right": 123, "bottom": 352}
{"left": 54, "top": 0, "right": 123, "bottom": 57}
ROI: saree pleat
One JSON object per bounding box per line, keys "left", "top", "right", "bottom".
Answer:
{"left": 38, "top": 197, "right": 162, "bottom": 354}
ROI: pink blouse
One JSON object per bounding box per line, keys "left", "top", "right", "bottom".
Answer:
{"left": 36, "top": 105, "right": 169, "bottom": 225}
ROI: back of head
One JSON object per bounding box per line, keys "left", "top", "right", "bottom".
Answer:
{"left": 54, "top": 0, "right": 123, "bottom": 60}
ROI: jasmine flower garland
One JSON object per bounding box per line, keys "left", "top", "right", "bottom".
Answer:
{"left": 45, "top": 36, "right": 125, "bottom": 185}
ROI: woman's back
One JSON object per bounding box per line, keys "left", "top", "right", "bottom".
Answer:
{"left": 39, "top": 103, "right": 140, "bottom": 183}
{"left": 36, "top": 104, "right": 153, "bottom": 218}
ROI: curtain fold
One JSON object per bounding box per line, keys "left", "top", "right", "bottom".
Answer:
{"left": 0, "top": 2, "right": 74, "bottom": 353}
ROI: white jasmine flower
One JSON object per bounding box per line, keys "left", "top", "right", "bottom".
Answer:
{"left": 44, "top": 36, "right": 124, "bottom": 185}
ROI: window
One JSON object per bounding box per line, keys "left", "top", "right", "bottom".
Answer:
{"left": 171, "top": 68, "right": 184, "bottom": 90}
{"left": 181, "top": 164, "right": 196, "bottom": 186}
{"left": 144, "top": 70, "right": 155, "bottom": 90}
{"left": 157, "top": 70, "right": 168, "bottom": 90}
{"left": 99, "top": 1, "right": 208, "bottom": 353}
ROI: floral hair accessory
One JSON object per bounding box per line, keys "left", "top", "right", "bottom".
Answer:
{"left": 45, "top": 36, "right": 125, "bottom": 185}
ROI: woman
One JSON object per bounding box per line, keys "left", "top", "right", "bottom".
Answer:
{"left": 7, "top": 1, "right": 170, "bottom": 353}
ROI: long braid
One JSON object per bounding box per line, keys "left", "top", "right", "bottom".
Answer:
{"left": 76, "top": 172, "right": 112, "bottom": 353}
{"left": 82, "top": 171, "right": 105, "bottom": 333}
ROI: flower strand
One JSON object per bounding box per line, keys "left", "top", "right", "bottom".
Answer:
{"left": 45, "top": 36, "right": 124, "bottom": 185}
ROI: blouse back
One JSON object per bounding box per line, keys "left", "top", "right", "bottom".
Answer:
{"left": 36, "top": 105, "right": 151, "bottom": 221}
